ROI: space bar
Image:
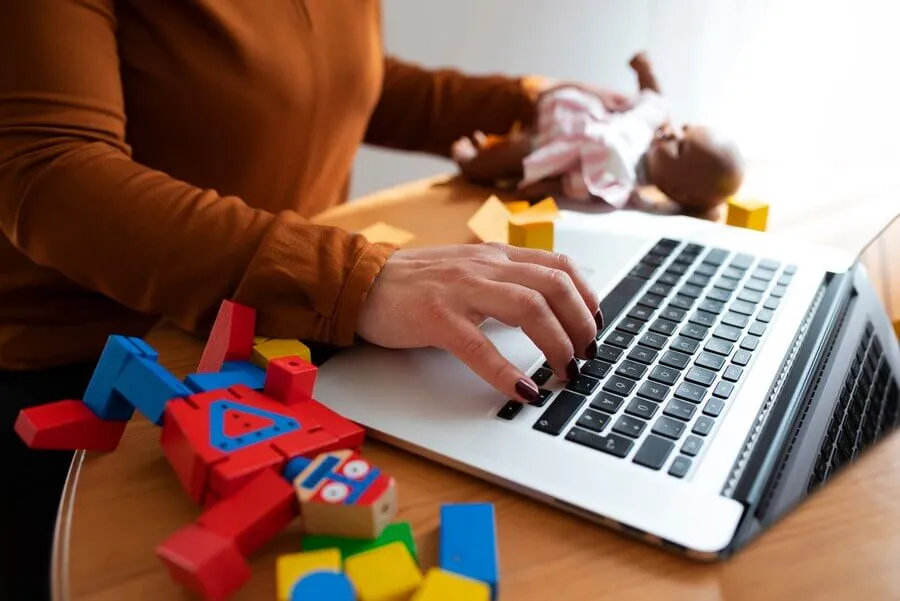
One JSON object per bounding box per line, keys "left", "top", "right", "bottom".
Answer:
{"left": 597, "top": 275, "right": 645, "bottom": 336}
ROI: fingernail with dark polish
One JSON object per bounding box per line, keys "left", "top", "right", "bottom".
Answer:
{"left": 585, "top": 340, "right": 597, "bottom": 359}
{"left": 595, "top": 309, "right": 605, "bottom": 332}
{"left": 515, "top": 378, "right": 540, "bottom": 403}
{"left": 566, "top": 358, "right": 580, "bottom": 381}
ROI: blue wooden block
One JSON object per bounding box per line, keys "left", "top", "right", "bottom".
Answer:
{"left": 439, "top": 503, "right": 499, "bottom": 600}
{"left": 184, "top": 362, "right": 265, "bottom": 394}
{"left": 290, "top": 570, "right": 355, "bottom": 601}
{"left": 219, "top": 360, "right": 266, "bottom": 389}
{"left": 114, "top": 356, "right": 192, "bottom": 425}
{"left": 83, "top": 335, "right": 154, "bottom": 421}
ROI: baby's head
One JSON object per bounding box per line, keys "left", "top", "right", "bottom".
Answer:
{"left": 645, "top": 124, "right": 744, "bottom": 211}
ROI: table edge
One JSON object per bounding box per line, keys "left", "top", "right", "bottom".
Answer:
{"left": 53, "top": 450, "right": 85, "bottom": 601}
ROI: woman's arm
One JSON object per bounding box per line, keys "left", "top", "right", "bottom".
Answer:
{"left": 363, "top": 56, "right": 545, "bottom": 157}
{"left": 0, "top": 0, "right": 393, "bottom": 344}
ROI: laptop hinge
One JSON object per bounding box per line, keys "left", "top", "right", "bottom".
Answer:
{"left": 728, "top": 269, "right": 854, "bottom": 509}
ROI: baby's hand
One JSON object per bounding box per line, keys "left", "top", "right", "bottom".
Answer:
{"left": 629, "top": 52, "right": 651, "bottom": 72}
{"left": 452, "top": 130, "right": 532, "bottom": 185}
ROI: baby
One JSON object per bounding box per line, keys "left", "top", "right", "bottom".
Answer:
{"left": 454, "top": 53, "right": 744, "bottom": 212}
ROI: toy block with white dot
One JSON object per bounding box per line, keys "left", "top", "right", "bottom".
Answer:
{"left": 412, "top": 568, "right": 491, "bottom": 601}
{"left": 301, "top": 521, "right": 416, "bottom": 561}
{"left": 275, "top": 549, "right": 341, "bottom": 601}
{"left": 290, "top": 449, "right": 397, "bottom": 539}
{"left": 439, "top": 503, "right": 499, "bottom": 600}
{"left": 343, "top": 541, "right": 422, "bottom": 601}
{"left": 725, "top": 197, "right": 769, "bottom": 231}
{"left": 359, "top": 221, "right": 416, "bottom": 248}
{"left": 251, "top": 338, "right": 311, "bottom": 369}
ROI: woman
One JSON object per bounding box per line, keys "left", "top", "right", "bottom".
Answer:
{"left": 0, "top": 2, "right": 628, "bottom": 597}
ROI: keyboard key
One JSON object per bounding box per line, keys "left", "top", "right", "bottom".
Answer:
{"left": 497, "top": 400, "right": 523, "bottom": 420}
{"left": 652, "top": 416, "right": 686, "bottom": 440}
{"left": 759, "top": 259, "right": 780, "bottom": 271}
{"left": 703, "top": 398, "right": 726, "bottom": 417}
{"left": 777, "top": 274, "right": 793, "bottom": 286}
{"left": 703, "top": 249, "right": 729, "bottom": 265}
{"left": 534, "top": 391, "right": 586, "bottom": 435}
{"left": 627, "top": 345, "right": 659, "bottom": 365}
{"left": 671, "top": 336, "right": 700, "bottom": 355}
{"left": 749, "top": 321, "right": 767, "bottom": 336}
{"left": 605, "top": 331, "right": 634, "bottom": 349}
{"left": 566, "top": 428, "right": 633, "bottom": 457}
{"left": 686, "top": 366, "right": 716, "bottom": 387}
{"left": 705, "top": 338, "right": 734, "bottom": 356}
{"left": 674, "top": 382, "right": 707, "bottom": 404}
{"left": 566, "top": 374, "right": 600, "bottom": 396}
{"left": 707, "top": 287, "right": 733, "bottom": 303}
{"left": 764, "top": 296, "right": 781, "bottom": 310}
{"left": 666, "top": 262, "right": 689, "bottom": 275}
{"left": 597, "top": 275, "right": 646, "bottom": 335}
{"left": 531, "top": 367, "right": 553, "bottom": 386}
{"left": 590, "top": 392, "right": 624, "bottom": 413}
{"left": 660, "top": 350, "right": 691, "bottom": 370}
{"left": 638, "top": 293, "right": 665, "bottom": 309}
{"left": 633, "top": 435, "right": 675, "bottom": 470}
{"left": 647, "top": 283, "right": 673, "bottom": 297}
{"left": 603, "top": 376, "right": 636, "bottom": 396}
{"left": 692, "top": 416, "right": 715, "bottom": 436}
{"left": 757, "top": 308, "right": 775, "bottom": 323}
{"left": 684, "top": 243, "right": 704, "bottom": 254}
{"left": 613, "top": 415, "right": 647, "bottom": 438}
{"left": 657, "top": 272, "right": 681, "bottom": 286}
{"left": 714, "top": 278, "right": 738, "bottom": 291}
{"left": 731, "top": 253, "right": 754, "bottom": 269}
{"left": 581, "top": 360, "right": 612, "bottom": 380}
{"left": 713, "top": 381, "right": 734, "bottom": 399}
{"left": 689, "top": 311, "right": 717, "bottom": 328}
{"left": 668, "top": 456, "right": 692, "bottom": 478}
{"left": 687, "top": 273, "right": 711, "bottom": 288}
{"left": 696, "top": 351, "right": 726, "bottom": 371}
{"left": 681, "top": 435, "right": 704, "bottom": 457}
{"left": 783, "top": 264, "right": 797, "bottom": 274}
{"left": 627, "top": 305, "right": 654, "bottom": 321}
{"left": 730, "top": 300, "right": 757, "bottom": 315}
{"left": 625, "top": 398, "right": 659, "bottom": 420}
{"left": 669, "top": 295, "right": 695, "bottom": 311}
{"left": 637, "top": 380, "right": 670, "bottom": 402}
{"left": 639, "top": 332, "right": 668, "bottom": 350}
{"left": 723, "top": 365, "right": 743, "bottom": 382}
{"left": 732, "top": 350, "right": 752, "bottom": 366}
{"left": 660, "top": 306, "right": 687, "bottom": 322}
{"left": 596, "top": 344, "right": 623, "bottom": 363}
{"left": 630, "top": 264, "right": 655, "bottom": 279}
{"left": 680, "top": 323, "right": 709, "bottom": 340}
{"left": 721, "top": 266, "right": 745, "bottom": 280}
{"left": 615, "top": 360, "right": 647, "bottom": 380}
{"left": 649, "top": 318, "right": 679, "bottom": 336}
{"left": 698, "top": 299, "right": 725, "bottom": 314}
{"left": 744, "top": 278, "right": 769, "bottom": 292}
{"left": 642, "top": 253, "right": 665, "bottom": 267}
{"left": 737, "top": 289, "right": 764, "bottom": 304}
{"left": 713, "top": 325, "right": 742, "bottom": 342}
{"left": 722, "top": 311, "right": 749, "bottom": 329}
{"left": 664, "top": 399, "right": 697, "bottom": 421}
{"left": 679, "top": 284, "right": 704, "bottom": 299}
{"left": 532, "top": 388, "right": 554, "bottom": 407}
{"left": 751, "top": 268, "right": 775, "bottom": 282}
{"left": 740, "top": 335, "right": 760, "bottom": 351}
{"left": 617, "top": 318, "right": 645, "bottom": 335}
{"left": 649, "top": 365, "right": 680, "bottom": 385}
{"left": 695, "top": 263, "right": 718, "bottom": 277}
{"left": 576, "top": 409, "right": 610, "bottom": 433}
{"left": 770, "top": 284, "right": 787, "bottom": 298}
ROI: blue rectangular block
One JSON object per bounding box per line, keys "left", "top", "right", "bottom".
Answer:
{"left": 184, "top": 363, "right": 266, "bottom": 394}
{"left": 114, "top": 356, "right": 191, "bottom": 425}
{"left": 217, "top": 361, "right": 266, "bottom": 389}
{"left": 82, "top": 335, "right": 154, "bottom": 421}
{"left": 439, "top": 503, "right": 499, "bottom": 599}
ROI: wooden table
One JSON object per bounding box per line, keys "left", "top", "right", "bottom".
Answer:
{"left": 57, "top": 170, "right": 900, "bottom": 601}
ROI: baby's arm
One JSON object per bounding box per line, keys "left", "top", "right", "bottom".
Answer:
{"left": 629, "top": 52, "right": 661, "bottom": 94}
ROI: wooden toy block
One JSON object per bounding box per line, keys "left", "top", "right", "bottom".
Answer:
{"left": 290, "top": 571, "right": 356, "bottom": 601}
{"left": 14, "top": 399, "right": 128, "bottom": 451}
{"left": 507, "top": 214, "right": 554, "bottom": 251}
{"left": 114, "top": 355, "right": 192, "bottom": 425}
{"left": 290, "top": 449, "right": 397, "bottom": 539}
{"left": 156, "top": 524, "right": 251, "bottom": 601}
{"left": 343, "top": 541, "right": 422, "bottom": 601}
{"left": 197, "top": 300, "right": 256, "bottom": 373}
{"left": 83, "top": 335, "right": 156, "bottom": 421}
{"left": 467, "top": 195, "right": 512, "bottom": 244}
{"left": 251, "top": 338, "right": 312, "bottom": 369}
{"left": 275, "top": 549, "right": 341, "bottom": 601}
{"left": 359, "top": 221, "right": 416, "bottom": 248}
{"left": 278, "top": 398, "right": 365, "bottom": 452}
{"left": 264, "top": 355, "right": 317, "bottom": 405}
{"left": 725, "top": 197, "right": 769, "bottom": 231}
{"left": 524, "top": 196, "right": 560, "bottom": 218}
{"left": 196, "top": 468, "right": 297, "bottom": 556}
{"left": 503, "top": 201, "right": 531, "bottom": 214}
{"left": 439, "top": 503, "right": 499, "bottom": 600}
{"left": 185, "top": 363, "right": 266, "bottom": 394}
{"left": 412, "top": 568, "right": 490, "bottom": 601}
{"left": 301, "top": 521, "right": 416, "bottom": 561}
{"left": 254, "top": 336, "right": 271, "bottom": 345}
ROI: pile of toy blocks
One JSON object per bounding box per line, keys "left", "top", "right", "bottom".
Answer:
{"left": 277, "top": 502, "right": 497, "bottom": 601}
{"left": 467, "top": 195, "right": 560, "bottom": 251}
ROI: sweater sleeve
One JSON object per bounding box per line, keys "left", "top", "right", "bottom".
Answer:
{"left": 0, "top": 0, "right": 394, "bottom": 345}
{"left": 363, "top": 56, "right": 545, "bottom": 157}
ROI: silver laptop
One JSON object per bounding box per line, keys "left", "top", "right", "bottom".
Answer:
{"left": 313, "top": 207, "right": 900, "bottom": 560}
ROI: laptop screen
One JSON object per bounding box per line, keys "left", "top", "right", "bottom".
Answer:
{"left": 857, "top": 212, "right": 900, "bottom": 329}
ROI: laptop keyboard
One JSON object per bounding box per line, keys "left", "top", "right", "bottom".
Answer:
{"left": 807, "top": 321, "right": 900, "bottom": 492}
{"left": 496, "top": 237, "right": 797, "bottom": 479}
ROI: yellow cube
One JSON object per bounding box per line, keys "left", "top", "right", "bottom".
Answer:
{"left": 508, "top": 215, "right": 554, "bottom": 251}
{"left": 525, "top": 196, "right": 560, "bottom": 218}
{"left": 725, "top": 198, "right": 769, "bottom": 231}
{"left": 253, "top": 336, "right": 271, "bottom": 345}
{"left": 411, "top": 568, "right": 490, "bottom": 601}
{"left": 251, "top": 338, "right": 312, "bottom": 369}
{"left": 344, "top": 541, "right": 423, "bottom": 601}
{"left": 275, "top": 549, "right": 341, "bottom": 601}
{"left": 503, "top": 201, "right": 531, "bottom": 214}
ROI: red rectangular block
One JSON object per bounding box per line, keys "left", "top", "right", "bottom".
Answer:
{"left": 264, "top": 355, "right": 317, "bottom": 405}
{"left": 197, "top": 300, "right": 256, "bottom": 373}
{"left": 14, "top": 400, "right": 128, "bottom": 452}
{"left": 156, "top": 524, "right": 250, "bottom": 601}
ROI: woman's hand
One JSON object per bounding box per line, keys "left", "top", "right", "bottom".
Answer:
{"left": 356, "top": 242, "right": 603, "bottom": 404}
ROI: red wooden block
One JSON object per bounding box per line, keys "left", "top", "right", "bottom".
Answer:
{"left": 295, "top": 400, "right": 365, "bottom": 451}
{"left": 263, "top": 355, "right": 317, "bottom": 405}
{"left": 209, "top": 443, "right": 285, "bottom": 499}
{"left": 197, "top": 468, "right": 298, "bottom": 555}
{"left": 197, "top": 300, "right": 256, "bottom": 373}
{"left": 268, "top": 424, "right": 341, "bottom": 462}
{"left": 156, "top": 524, "right": 251, "bottom": 601}
{"left": 161, "top": 397, "right": 227, "bottom": 504}
{"left": 14, "top": 400, "right": 128, "bottom": 452}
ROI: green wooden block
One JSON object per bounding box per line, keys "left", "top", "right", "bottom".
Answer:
{"left": 301, "top": 521, "right": 417, "bottom": 561}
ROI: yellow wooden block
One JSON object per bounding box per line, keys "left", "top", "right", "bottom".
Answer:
{"left": 467, "top": 195, "right": 511, "bottom": 243}
{"left": 359, "top": 221, "right": 416, "bottom": 248}
{"left": 725, "top": 197, "right": 769, "bottom": 231}
{"left": 504, "top": 201, "right": 531, "bottom": 214}
{"left": 253, "top": 336, "right": 270, "bottom": 345}
{"left": 275, "top": 549, "right": 341, "bottom": 601}
{"left": 411, "top": 568, "right": 490, "bottom": 601}
{"left": 523, "top": 196, "right": 560, "bottom": 218}
{"left": 251, "top": 338, "right": 311, "bottom": 369}
{"left": 508, "top": 213, "right": 554, "bottom": 251}
{"left": 344, "top": 541, "right": 423, "bottom": 601}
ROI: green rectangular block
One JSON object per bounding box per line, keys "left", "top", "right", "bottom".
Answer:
{"left": 301, "top": 521, "right": 417, "bottom": 561}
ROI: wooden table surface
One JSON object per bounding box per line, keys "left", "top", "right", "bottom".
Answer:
{"left": 58, "top": 169, "right": 900, "bottom": 601}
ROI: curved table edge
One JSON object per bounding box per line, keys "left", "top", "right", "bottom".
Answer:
{"left": 53, "top": 450, "right": 85, "bottom": 601}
